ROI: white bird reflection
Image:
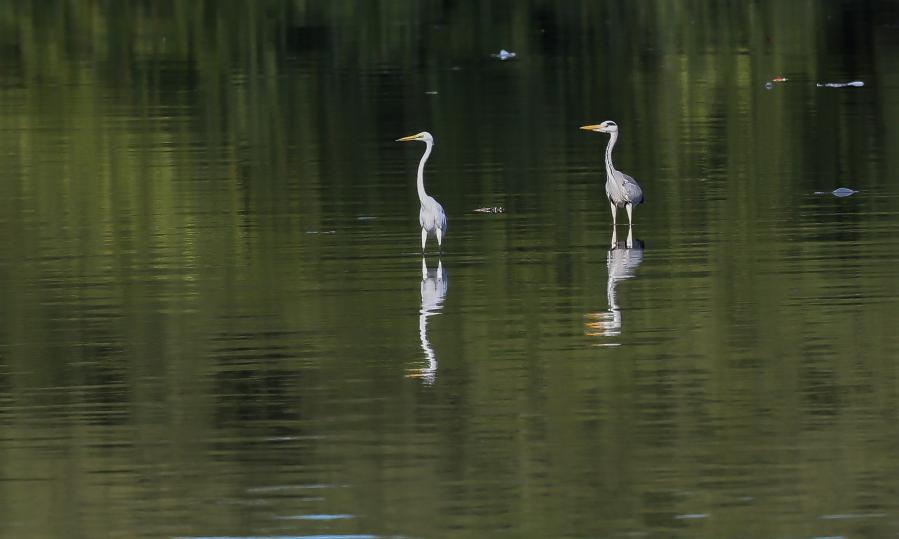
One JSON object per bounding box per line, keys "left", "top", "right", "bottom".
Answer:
{"left": 407, "top": 258, "right": 447, "bottom": 384}
{"left": 585, "top": 227, "right": 644, "bottom": 340}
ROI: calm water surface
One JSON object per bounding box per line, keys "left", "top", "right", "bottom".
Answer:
{"left": 2, "top": 2, "right": 899, "bottom": 538}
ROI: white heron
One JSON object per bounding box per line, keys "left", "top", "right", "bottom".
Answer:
{"left": 409, "top": 258, "right": 447, "bottom": 384}
{"left": 396, "top": 131, "right": 447, "bottom": 251}
{"left": 580, "top": 121, "right": 644, "bottom": 226}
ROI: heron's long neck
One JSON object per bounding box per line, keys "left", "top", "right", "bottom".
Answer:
{"left": 417, "top": 141, "right": 433, "bottom": 203}
{"left": 604, "top": 131, "right": 618, "bottom": 175}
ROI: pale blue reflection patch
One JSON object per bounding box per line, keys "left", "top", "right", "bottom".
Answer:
{"left": 246, "top": 484, "right": 342, "bottom": 493}
{"left": 176, "top": 535, "right": 376, "bottom": 539}
{"left": 275, "top": 514, "right": 355, "bottom": 521}
{"left": 818, "top": 512, "right": 887, "bottom": 520}
{"left": 673, "top": 513, "right": 709, "bottom": 520}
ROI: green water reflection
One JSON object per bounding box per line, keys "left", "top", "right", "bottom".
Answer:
{"left": 2, "top": 1, "right": 899, "bottom": 538}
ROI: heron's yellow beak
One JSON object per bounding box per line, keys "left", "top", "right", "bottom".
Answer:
{"left": 396, "top": 134, "right": 419, "bottom": 142}
{"left": 580, "top": 125, "right": 601, "bottom": 131}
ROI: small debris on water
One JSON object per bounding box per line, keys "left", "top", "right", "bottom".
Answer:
{"left": 305, "top": 230, "right": 336, "bottom": 234}
{"left": 356, "top": 216, "right": 377, "bottom": 220}
{"left": 764, "top": 76, "right": 788, "bottom": 90}
{"left": 424, "top": 90, "right": 438, "bottom": 95}
{"left": 474, "top": 206, "right": 505, "bottom": 213}
{"left": 491, "top": 49, "right": 517, "bottom": 61}
{"left": 674, "top": 513, "right": 709, "bottom": 520}
{"left": 814, "top": 188, "right": 857, "bottom": 197}
{"left": 816, "top": 80, "right": 864, "bottom": 88}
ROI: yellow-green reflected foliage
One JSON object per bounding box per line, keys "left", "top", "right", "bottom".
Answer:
{"left": 1, "top": 2, "right": 899, "bottom": 538}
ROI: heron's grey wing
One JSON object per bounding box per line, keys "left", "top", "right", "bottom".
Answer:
{"left": 617, "top": 171, "right": 644, "bottom": 204}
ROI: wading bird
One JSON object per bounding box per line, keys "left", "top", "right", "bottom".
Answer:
{"left": 580, "top": 121, "right": 644, "bottom": 226}
{"left": 396, "top": 132, "right": 447, "bottom": 251}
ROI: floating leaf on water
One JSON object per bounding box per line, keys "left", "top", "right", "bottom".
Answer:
{"left": 831, "top": 187, "right": 858, "bottom": 197}
{"left": 813, "top": 188, "right": 857, "bottom": 197}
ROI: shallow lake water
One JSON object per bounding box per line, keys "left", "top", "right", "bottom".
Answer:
{"left": 2, "top": 2, "right": 899, "bottom": 538}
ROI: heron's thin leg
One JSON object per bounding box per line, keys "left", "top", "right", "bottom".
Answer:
{"left": 421, "top": 229, "right": 428, "bottom": 251}
{"left": 610, "top": 201, "right": 617, "bottom": 226}
{"left": 436, "top": 227, "right": 443, "bottom": 250}
{"left": 626, "top": 204, "right": 634, "bottom": 226}
{"left": 421, "top": 257, "right": 428, "bottom": 279}
{"left": 610, "top": 226, "right": 618, "bottom": 248}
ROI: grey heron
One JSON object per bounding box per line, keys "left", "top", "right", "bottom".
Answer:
{"left": 396, "top": 132, "right": 447, "bottom": 251}
{"left": 580, "top": 121, "right": 644, "bottom": 226}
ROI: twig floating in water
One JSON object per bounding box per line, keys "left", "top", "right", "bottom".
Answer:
{"left": 764, "top": 76, "right": 788, "bottom": 90}
{"left": 816, "top": 81, "right": 864, "bottom": 88}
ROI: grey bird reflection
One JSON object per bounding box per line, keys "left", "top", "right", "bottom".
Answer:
{"left": 585, "top": 227, "right": 644, "bottom": 340}
{"left": 407, "top": 258, "right": 447, "bottom": 383}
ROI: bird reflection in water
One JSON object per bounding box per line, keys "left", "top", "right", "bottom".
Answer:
{"left": 407, "top": 258, "right": 447, "bottom": 383}
{"left": 585, "top": 227, "right": 644, "bottom": 340}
